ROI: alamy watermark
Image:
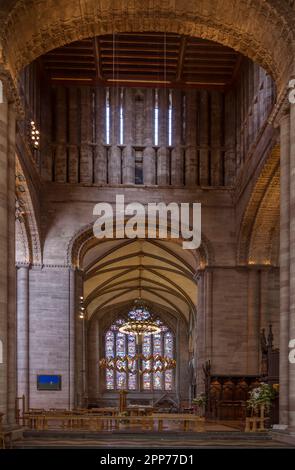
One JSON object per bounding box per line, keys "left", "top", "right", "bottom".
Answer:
{"left": 93, "top": 195, "right": 201, "bottom": 250}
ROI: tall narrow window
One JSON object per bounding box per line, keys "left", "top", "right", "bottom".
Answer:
{"left": 168, "top": 89, "right": 173, "bottom": 146}
{"left": 154, "top": 89, "right": 159, "bottom": 146}
{"left": 119, "top": 88, "right": 124, "bottom": 145}
{"left": 105, "top": 88, "right": 110, "bottom": 145}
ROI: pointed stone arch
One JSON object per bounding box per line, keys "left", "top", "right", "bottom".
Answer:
{"left": 237, "top": 145, "right": 280, "bottom": 265}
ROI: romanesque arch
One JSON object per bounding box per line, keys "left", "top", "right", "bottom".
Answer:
{"left": 1, "top": 0, "right": 293, "bottom": 95}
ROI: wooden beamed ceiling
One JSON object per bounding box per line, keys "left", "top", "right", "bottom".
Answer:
{"left": 41, "top": 33, "right": 242, "bottom": 89}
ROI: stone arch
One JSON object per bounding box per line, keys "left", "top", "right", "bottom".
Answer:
{"left": 248, "top": 168, "right": 280, "bottom": 265}
{"left": 66, "top": 220, "right": 214, "bottom": 269}
{"left": 237, "top": 145, "right": 280, "bottom": 265}
{"left": 15, "top": 155, "right": 42, "bottom": 265}
{"left": 1, "top": 0, "right": 294, "bottom": 93}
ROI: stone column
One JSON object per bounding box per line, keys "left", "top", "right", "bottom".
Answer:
{"left": 80, "top": 88, "right": 93, "bottom": 183}
{"left": 109, "top": 88, "right": 121, "bottom": 184}
{"left": 171, "top": 90, "right": 183, "bottom": 186}
{"left": 289, "top": 101, "right": 295, "bottom": 428}
{"left": 75, "top": 269, "right": 84, "bottom": 407}
{"left": 69, "top": 268, "right": 76, "bottom": 409}
{"left": 185, "top": 90, "right": 197, "bottom": 186}
{"left": 143, "top": 88, "right": 155, "bottom": 185}
{"left": 87, "top": 318, "right": 99, "bottom": 401}
{"left": 280, "top": 110, "right": 290, "bottom": 425}
{"left": 68, "top": 87, "right": 79, "bottom": 183}
{"left": 259, "top": 269, "right": 269, "bottom": 330}
{"left": 157, "top": 88, "right": 168, "bottom": 185}
{"left": 247, "top": 269, "right": 260, "bottom": 374}
{"left": 199, "top": 91, "right": 209, "bottom": 185}
{"left": 55, "top": 86, "right": 67, "bottom": 182}
{"left": 94, "top": 87, "right": 107, "bottom": 184}
{"left": 211, "top": 91, "right": 222, "bottom": 186}
{"left": 0, "top": 84, "right": 16, "bottom": 423}
{"left": 122, "top": 88, "right": 134, "bottom": 184}
{"left": 17, "top": 265, "right": 30, "bottom": 409}
{"left": 224, "top": 90, "right": 236, "bottom": 185}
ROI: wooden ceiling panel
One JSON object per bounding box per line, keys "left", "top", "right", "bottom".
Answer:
{"left": 40, "top": 33, "right": 242, "bottom": 89}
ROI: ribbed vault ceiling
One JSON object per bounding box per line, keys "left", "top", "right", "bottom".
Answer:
{"left": 82, "top": 239, "right": 198, "bottom": 321}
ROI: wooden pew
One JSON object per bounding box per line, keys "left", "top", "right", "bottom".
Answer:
{"left": 23, "top": 411, "right": 205, "bottom": 433}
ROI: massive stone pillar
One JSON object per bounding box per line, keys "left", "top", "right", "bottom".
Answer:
{"left": 289, "top": 101, "right": 295, "bottom": 428}
{"left": 17, "top": 265, "right": 30, "bottom": 409}
{"left": 0, "top": 83, "right": 16, "bottom": 423}
{"left": 279, "top": 110, "right": 290, "bottom": 426}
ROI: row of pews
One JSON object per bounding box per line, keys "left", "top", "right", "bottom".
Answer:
{"left": 22, "top": 408, "right": 206, "bottom": 433}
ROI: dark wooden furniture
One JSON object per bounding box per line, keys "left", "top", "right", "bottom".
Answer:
{"left": 205, "top": 374, "right": 260, "bottom": 420}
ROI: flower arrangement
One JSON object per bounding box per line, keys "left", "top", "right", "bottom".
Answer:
{"left": 247, "top": 382, "right": 275, "bottom": 414}
{"left": 192, "top": 394, "right": 207, "bottom": 407}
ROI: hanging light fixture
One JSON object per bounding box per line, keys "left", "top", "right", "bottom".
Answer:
{"left": 99, "top": 354, "right": 176, "bottom": 375}
{"left": 118, "top": 299, "right": 161, "bottom": 336}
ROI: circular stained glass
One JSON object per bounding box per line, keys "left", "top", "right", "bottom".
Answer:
{"left": 128, "top": 307, "right": 151, "bottom": 321}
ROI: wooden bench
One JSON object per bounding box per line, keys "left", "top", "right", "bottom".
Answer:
{"left": 23, "top": 411, "right": 205, "bottom": 433}
{"left": 153, "top": 413, "right": 205, "bottom": 432}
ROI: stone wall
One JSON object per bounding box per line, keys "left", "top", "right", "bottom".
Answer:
{"left": 18, "top": 58, "right": 275, "bottom": 189}
{"left": 26, "top": 267, "right": 75, "bottom": 409}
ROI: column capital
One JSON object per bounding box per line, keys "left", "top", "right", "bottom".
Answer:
{"left": 271, "top": 96, "right": 290, "bottom": 129}
{"left": 0, "top": 63, "right": 24, "bottom": 117}
{"left": 16, "top": 262, "right": 31, "bottom": 270}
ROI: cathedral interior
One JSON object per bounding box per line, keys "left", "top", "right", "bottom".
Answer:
{"left": 0, "top": 0, "right": 295, "bottom": 450}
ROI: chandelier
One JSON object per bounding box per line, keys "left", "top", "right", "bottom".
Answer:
{"left": 118, "top": 300, "right": 161, "bottom": 336}
{"left": 99, "top": 355, "right": 176, "bottom": 375}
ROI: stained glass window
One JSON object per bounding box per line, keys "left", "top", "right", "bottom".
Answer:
{"left": 128, "top": 334, "right": 137, "bottom": 390}
{"left": 104, "top": 318, "right": 175, "bottom": 391}
{"left": 142, "top": 335, "right": 152, "bottom": 390}
{"left": 105, "top": 331, "right": 114, "bottom": 389}
{"left": 164, "top": 332, "right": 174, "bottom": 391}
{"left": 116, "top": 332, "right": 127, "bottom": 390}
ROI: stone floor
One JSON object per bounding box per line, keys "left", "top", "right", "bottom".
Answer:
{"left": 13, "top": 434, "right": 291, "bottom": 449}
{"left": 6, "top": 420, "right": 294, "bottom": 449}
